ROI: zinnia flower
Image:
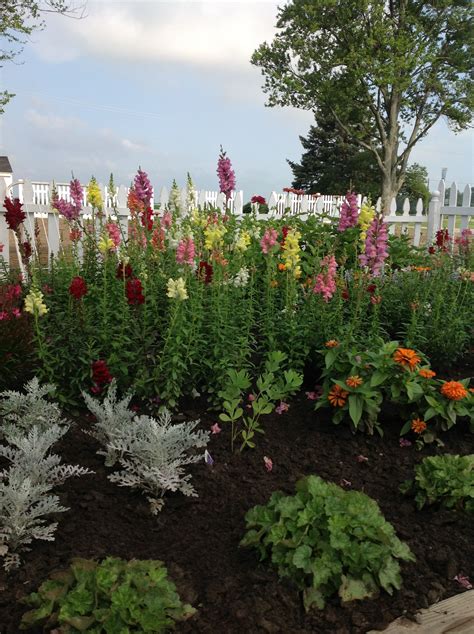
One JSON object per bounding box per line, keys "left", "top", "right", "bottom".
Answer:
{"left": 440, "top": 381, "right": 468, "bottom": 401}
{"left": 328, "top": 384, "right": 349, "bottom": 407}
{"left": 393, "top": 348, "right": 421, "bottom": 370}
{"left": 419, "top": 369, "right": 436, "bottom": 379}
{"left": 69, "top": 276, "right": 87, "bottom": 300}
{"left": 411, "top": 418, "right": 427, "bottom": 434}
{"left": 346, "top": 375, "right": 363, "bottom": 388}
{"left": 126, "top": 278, "right": 145, "bottom": 305}
{"left": 167, "top": 277, "right": 188, "bottom": 301}
{"left": 325, "top": 340, "right": 339, "bottom": 348}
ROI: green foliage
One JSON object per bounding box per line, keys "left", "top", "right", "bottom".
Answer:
{"left": 218, "top": 351, "right": 302, "bottom": 451}
{"left": 400, "top": 454, "right": 474, "bottom": 512}
{"left": 20, "top": 557, "right": 196, "bottom": 632}
{"left": 241, "top": 475, "right": 415, "bottom": 610}
{"left": 399, "top": 164, "right": 430, "bottom": 209}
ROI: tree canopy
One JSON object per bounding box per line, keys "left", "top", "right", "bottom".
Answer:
{"left": 252, "top": 0, "right": 474, "bottom": 211}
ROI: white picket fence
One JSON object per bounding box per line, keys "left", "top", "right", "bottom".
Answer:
{"left": 0, "top": 176, "right": 472, "bottom": 271}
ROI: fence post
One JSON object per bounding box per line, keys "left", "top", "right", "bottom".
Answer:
{"left": 426, "top": 190, "right": 441, "bottom": 244}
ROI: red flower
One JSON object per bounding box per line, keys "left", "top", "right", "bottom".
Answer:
{"left": 69, "top": 276, "right": 88, "bottom": 300}
{"left": 140, "top": 206, "right": 154, "bottom": 232}
{"left": 126, "top": 278, "right": 145, "bottom": 305}
{"left": 435, "top": 229, "right": 450, "bottom": 252}
{"left": 341, "top": 288, "right": 349, "bottom": 301}
{"left": 280, "top": 225, "right": 290, "bottom": 247}
{"left": 198, "top": 260, "right": 213, "bottom": 284}
{"left": 4, "top": 197, "right": 26, "bottom": 231}
{"left": 366, "top": 283, "right": 377, "bottom": 294}
{"left": 251, "top": 195, "right": 266, "bottom": 205}
{"left": 116, "top": 262, "right": 133, "bottom": 279}
{"left": 22, "top": 241, "right": 32, "bottom": 260}
{"left": 428, "top": 246, "right": 435, "bottom": 254}
{"left": 91, "top": 360, "right": 113, "bottom": 389}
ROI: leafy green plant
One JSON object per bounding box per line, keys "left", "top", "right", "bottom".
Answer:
{"left": 20, "top": 557, "right": 196, "bottom": 632}
{"left": 241, "top": 475, "right": 415, "bottom": 610}
{"left": 218, "top": 351, "right": 302, "bottom": 451}
{"left": 400, "top": 454, "right": 474, "bottom": 512}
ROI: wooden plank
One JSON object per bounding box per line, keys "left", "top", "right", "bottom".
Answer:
{"left": 368, "top": 590, "right": 474, "bottom": 633}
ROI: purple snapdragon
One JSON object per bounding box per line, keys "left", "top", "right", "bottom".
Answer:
{"left": 217, "top": 146, "right": 236, "bottom": 201}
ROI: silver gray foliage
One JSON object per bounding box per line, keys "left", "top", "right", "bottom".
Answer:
{"left": 0, "top": 424, "right": 92, "bottom": 570}
{"left": 0, "top": 377, "right": 68, "bottom": 439}
{"left": 81, "top": 380, "right": 134, "bottom": 466}
{"left": 106, "top": 410, "right": 210, "bottom": 513}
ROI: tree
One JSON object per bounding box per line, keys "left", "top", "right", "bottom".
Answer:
{"left": 398, "top": 163, "right": 430, "bottom": 208}
{"left": 1, "top": 1, "right": 85, "bottom": 112}
{"left": 288, "top": 109, "right": 381, "bottom": 199}
{"left": 252, "top": 1, "right": 473, "bottom": 212}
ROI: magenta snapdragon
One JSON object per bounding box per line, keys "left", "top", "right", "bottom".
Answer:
{"left": 134, "top": 167, "right": 153, "bottom": 207}
{"left": 217, "top": 146, "right": 236, "bottom": 201}
{"left": 176, "top": 237, "right": 196, "bottom": 266}
{"left": 260, "top": 228, "right": 278, "bottom": 254}
{"left": 359, "top": 216, "right": 389, "bottom": 276}
{"left": 106, "top": 223, "right": 121, "bottom": 249}
{"left": 69, "top": 178, "right": 84, "bottom": 210}
{"left": 338, "top": 191, "right": 359, "bottom": 232}
{"left": 51, "top": 177, "right": 83, "bottom": 221}
{"left": 313, "top": 255, "right": 338, "bottom": 302}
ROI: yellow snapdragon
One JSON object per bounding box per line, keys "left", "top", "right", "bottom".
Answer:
{"left": 204, "top": 224, "right": 226, "bottom": 251}
{"left": 98, "top": 236, "right": 115, "bottom": 253}
{"left": 167, "top": 277, "right": 188, "bottom": 301}
{"left": 24, "top": 288, "right": 48, "bottom": 317}
{"left": 358, "top": 201, "right": 375, "bottom": 247}
{"left": 191, "top": 210, "right": 207, "bottom": 228}
{"left": 234, "top": 230, "right": 251, "bottom": 252}
{"left": 87, "top": 176, "right": 103, "bottom": 211}
{"left": 282, "top": 229, "right": 302, "bottom": 276}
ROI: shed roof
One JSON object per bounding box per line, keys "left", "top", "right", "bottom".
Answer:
{"left": 0, "top": 156, "right": 12, "bottom": 173}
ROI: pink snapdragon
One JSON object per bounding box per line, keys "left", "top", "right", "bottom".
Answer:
{"left": 161, "top": 211, "right": 172, "bottom": 230}
{"left": 211, "top": 423, "right": 221, "bottom": 434}
{"left": 313, "top": 255, "right": 338, "bottom": 302}
{"left": 51, "top": 177, "right": 83, "bottom": 221}
{"left": 455, "top": 228, "right": 472, "bottom": 254}
{"left": 338, "top": 191, "right": 359, "bottom": 231}
{"left": 217, "top": 146, "right": 236, "bottom": 201}
{"left": 176, "top": 237, "right": 196, "bottom": 266}
{"left": 106, "top": 223, "right": 121, "bottom": 249}
{"left": 260, "top": 228, "right": 278, "bottom": 254}
{"left": 263, "top": 456, "right": 273, "bottom": 472}
{"left": 134, "top": 167, "right": 153, "bottom": 207}
{"left": 275, "top": 402, "right": 289, "bottom": 414}
{"left": 69, "top": 178, "right": 84, "bottom": 210}
{"left": 359, "top": 216, "right": 389, "bottom": 276}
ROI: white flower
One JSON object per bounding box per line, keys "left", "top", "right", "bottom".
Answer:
{"left": 167, "top": 277, "right": 188, "bottom": 301}
{"left": 233, "top": 266, "right": 250, "bottom": 288}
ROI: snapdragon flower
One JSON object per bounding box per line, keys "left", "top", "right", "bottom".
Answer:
{"left": 167, "top": 277, "right": 188, "bottom": 301}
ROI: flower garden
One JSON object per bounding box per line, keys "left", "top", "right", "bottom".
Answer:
{"left": 0, "top": 164, "right": 473, "bottom": 633}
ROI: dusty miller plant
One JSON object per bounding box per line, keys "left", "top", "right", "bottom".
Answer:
{"left": 0, "top": 425, "right": 92, "bottom": 570}
{"left": 106, "top": 410, "right": 210, "bottom": 514}
{"left": 0, "top": 377, "right": 68, "bottom": 439}
{"left": 82, "top": 380, "right": 134, "bottom": 466}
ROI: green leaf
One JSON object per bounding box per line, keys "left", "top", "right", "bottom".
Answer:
{"left": 338, "top": 576, "right": 373, "bottom": 603}
{"left": 370, "top": 371, "right": 388, "bottom": 387}
{"left": 348, "top": 394, "right": 363, "bottom": 427}
{"left": 293, "top": 545, "right": 312, "bottom": 570}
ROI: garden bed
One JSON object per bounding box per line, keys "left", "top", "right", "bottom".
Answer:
{"left": 1, "top": 394, "right": 472, "bottom": 634}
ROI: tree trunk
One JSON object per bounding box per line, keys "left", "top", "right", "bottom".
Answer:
{"left": 381, "top": 171, "right": 398, "bottom": 215}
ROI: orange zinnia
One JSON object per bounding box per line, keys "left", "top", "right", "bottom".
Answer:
{"left": 440, "top": 381, "right": 468, "bottom": 401}
{"left": 411, "top": 418, "right": 427, "bottom": 434}
{"left": 393, "top": 348, "right": 421, "bottom": 370}
{"left": 346, "top": 375, "right": 363, "bottom": 388}
{"left": 278, "top": 263, "right": 286, "bottom": 271}
{"left": 328, "top": 384, "right": 349, "bottom": 407}
{"left": 325, "top": 340, "right": 339, "bottom": 348}
{"left": 419, "top": 369, "right": 436, "bottom": 379}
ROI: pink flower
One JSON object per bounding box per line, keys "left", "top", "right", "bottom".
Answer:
{"left": 0, "top": 311, "right": 9, "bottom": 321}
{"left": 313, "top": 255, "right": 338, "bottom": 302}
{"left": 176, "top": 237, "right": 196, "bottom": 266}
{"left": 305, "top": 391, "right": 318, "bottom": 400}
{"left": 260, "top": 228, "right": 278, "bottom": 254}
{"left": 12, "top": 308, "right": 21, "bottom": 318}
{"left": 106, "top": 223, "right": 121, "bottom": 249}
{"left": 248, "top": 394, "right": 256, "bottom": 402}
{"left": 399, "top": 438, "right": 412, "bottom": 448}
{"left": 338, "top": 191, "right": 359, "bottom": 231}
{"left": 359, "top": 215, "right": 389, "bottom": 277}
{"left": 161, "top": 211, "right": 172, "bottom": 230}
{"left": 211, "top": 423, "right": 221, "bottom": 434}
{"left": 217, "top": 146, "right": 236, "bottom": 201}
{"left": 453, "top": 574, "right": 472, "bottom": 590}
{"left": 0, "top": 243, "right": 3, "bottom": 253}
{"left": 356, "top": 455, "right": 369, "bottom": 463}
{"left": 263, "top": 456, "right": 273, "bottom": 472}
{"left": 275, "top": 401, "right": 289, "bottom": 415}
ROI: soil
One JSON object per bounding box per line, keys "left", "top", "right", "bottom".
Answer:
{"left": 0, "top": 396, "right": 473, "bottom": 634}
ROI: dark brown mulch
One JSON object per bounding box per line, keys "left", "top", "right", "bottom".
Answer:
{"left": 0, "top": 397, "right": 473, "bottom": 634}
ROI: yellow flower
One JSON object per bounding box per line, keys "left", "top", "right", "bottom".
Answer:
{"left": 282, "top": 229, "right": 301, "bottom": 270}
{"left": 235, "top": 230, "right": 251, "bottom": 252}
{"left": 87, "top": 176, "right": 103, "bottom": 211}
{"left": 358, "top": 200, "right": 375, "bottom": 247}
{"left": 167, "top": 277, "right": 188, "bottom": 301}
{"left": 204, "top": 224, "right": 226, "bottom": 251}
{"left": 191, "top": 210, "right": 207, "bottom": 228}
{"left": 98, "top": 236, "right": 115, "bottom": 253}
{"left": 24, "top": 288, "right": 48, "bottom": 317}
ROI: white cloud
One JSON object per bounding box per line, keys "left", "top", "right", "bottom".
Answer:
{"left": 34, "top": 2, "right": 279, "bottom": 69}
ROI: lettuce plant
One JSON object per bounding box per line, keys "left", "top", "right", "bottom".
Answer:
{"left": 241, "top": 475, "right": 415, "bottom": 610}
{"left": 400, "top": 454, "right": 474, "bottom": 512}
{"left": 20, "top": 557, "right": 196, "bottom": 632}
{"left": 0, "top": 425, "right": 92, "bottom": 570}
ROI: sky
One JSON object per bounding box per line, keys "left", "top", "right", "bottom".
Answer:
{"left": 1, "top": 0, "right": 473, "bottom": 198}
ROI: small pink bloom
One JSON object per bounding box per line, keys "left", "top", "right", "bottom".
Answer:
{"left": 305, "top": 391, "right": 318, "bottom": 400}
{"left": 399, "top": 438, "right": 412, "bottom": 448}
{"left": 263, "top": 456, "right": 273, "bottom": 472}
{"left": 275, "top": 401, "right": 289, "bottom": 415}
{"left": 11, "top": 308, "right": 21, "bottom": 318}
{"left": 161, "top": 211, "right": 172, "bottom": 229}
{"left": 0, "top": 311, "right": 9, "bottom": 321}
{"left": 356, "top": 455, "right": 369, "bottom": 463}
{"left": 453, "top": 574, "right": 472, "bottom": 590}
{"left": 211, "top": 423, "right": 221, "bottom": 434}
{"left": 248, "top": 394, "right": 256, "bottom": 402}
